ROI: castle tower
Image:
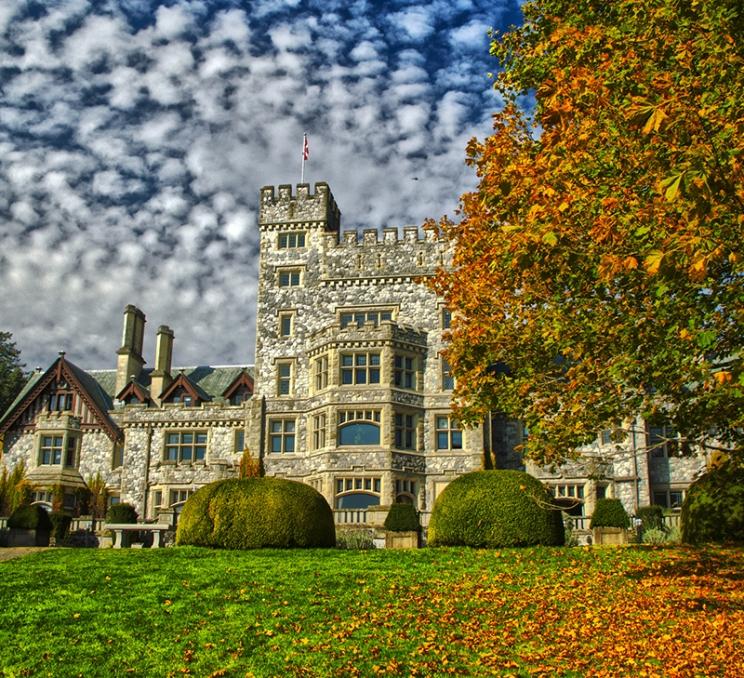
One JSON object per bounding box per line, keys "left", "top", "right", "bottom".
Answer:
{"left": 248, "top": 182, "right": 482, "bottom": 523}
{"left": 115, "top": 305, "right": 146, "bottom": 394}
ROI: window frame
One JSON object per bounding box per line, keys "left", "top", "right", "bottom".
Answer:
{"left": 337, "top": 410, "right": 381, "bottom": 447}
{"left": 276, "top": 360, "right": 294, "bottom": 396}
{"left": 335, "top": 476, "right": 382, "bottom": 509}
{"left": 647, "top": 424, "right": 682, "bottom": 458}
{"left": 278, "top": 232, "right": 306, "bottom": 249}
{"left": 39, "top": 434, "right": 64, "bottom": 465}
{"left": 312, "top": 412, "right": 327, "bottom": 450}
{"left": 338, "top": 308, "right": 394, "bottom": 329}
{"left": 393, "top": 355, "right": 416, "bottom": 390}
{"left": 268, "top": 418, "right": 296, "bottom": 454}
{"left": 314, "top": 354, "right": 329, "bottom": 391}
{"left": 163, "top": 430, "right": 208, "bottom": 464}
{"left": 394, "top": 412, "right": 416, "bottom": 450}
{"left": 38, "top": 431, "right": 79, "bottom": 467}
{"left": 277, "top": 267, "right": 303, "bottom": 287}
{"left": 234, "top": 429, "right": 246, "bottom": 454}
{"left": 441, "top": 357, "right": 455, "bottom": 391}
{"left": 340, "top": 351, "right": 381, "bottom": 386}
{"left": 278, "top": 311, "right": 294, "bottom": 337}
{"left": 435, "top": 414, "right": 462, "bottom": 451}
{"left": 441, "top": 307, "right": 452, "bottom": 330}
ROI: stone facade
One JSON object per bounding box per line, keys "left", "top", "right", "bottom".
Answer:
{"left": 248, "top": 183, "right": 480, "bottom": 523}
{"left": 0, "top": 182, "right": 708, "bottom": 528}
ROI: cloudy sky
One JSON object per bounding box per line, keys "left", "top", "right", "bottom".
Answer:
{"left": 0, "top": 0, "right": 523, "bottom": 372}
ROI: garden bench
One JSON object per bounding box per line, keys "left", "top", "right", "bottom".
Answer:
{"left": 104, "top": 523, "right": 170, "bottom": 548}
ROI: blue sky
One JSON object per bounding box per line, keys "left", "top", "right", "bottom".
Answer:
{"left": 0, "top": 0, "right": 523, "bottom": 371}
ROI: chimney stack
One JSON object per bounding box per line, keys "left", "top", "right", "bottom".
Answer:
{"left": 150, "top": 325, "right": 174, "bottom": 404}
{"left": 115, "top": 305, "right": 146, "bottom": 395}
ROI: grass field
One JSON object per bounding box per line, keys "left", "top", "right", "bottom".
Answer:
{"left": 0, "top": 545, "right": 741, "bottom": 676}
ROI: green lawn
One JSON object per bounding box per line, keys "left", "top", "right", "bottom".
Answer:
{"left": 0, "top": 545, "right": 741, "bottom": 676}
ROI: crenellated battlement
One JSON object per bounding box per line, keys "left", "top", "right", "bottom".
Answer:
{"left": 337, "top": 226, "right": 438, "bottom": 246}
{"left": 259, "top": 182, "right": 340, "bottom": 231}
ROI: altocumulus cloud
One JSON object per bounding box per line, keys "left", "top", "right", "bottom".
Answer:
{"left": 0, "top": 0, "right": 521, "bottom": 369}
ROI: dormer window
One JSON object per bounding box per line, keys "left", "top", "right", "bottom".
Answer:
{"left": 222, "top": 370, "right": 254, "bottom": 406}
{"left": 167, "top": 387, "right": 194, "bottom": 406}
{"left": 229, "top": 387, "right": 251, "bottom": 405}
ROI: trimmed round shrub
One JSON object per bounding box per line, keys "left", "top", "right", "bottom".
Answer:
{"left": 106, "top": 503, "right": 138, "bottom": 524}
{"left": 636, "top": 505, "right": 665, "bottom": 532}
{"left": 428, "top": 470, "right": 565, "bottom": 547}
{"left": 682, "top": 461, "right": 744, "bottom": 545}
{"left": 590, "top": 498, "right": 630, "bottom": 528}
{"left": 176, "top": 478, "right": 336, "bottom": 549}
{"left": 8, "top": 504, "right": 53, "bottom": 531}
{"left": 384, "top": 503, "right": 420, "bottom": 532}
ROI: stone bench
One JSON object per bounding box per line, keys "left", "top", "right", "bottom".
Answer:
{"left": 104, "top": 523, "right": 170, "bottom": 549}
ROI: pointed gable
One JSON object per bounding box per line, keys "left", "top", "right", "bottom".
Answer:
{"left": 0, "top": 353, "right": 121, "bottom": 442}
{"left": 222, "top": 369, "right": 254, "bottom": 405}
{"left": 159, "top": 371, "right": 211, "bottom": 406}
{"left": 115, "top": 379, "right": 151, "bottom": 405}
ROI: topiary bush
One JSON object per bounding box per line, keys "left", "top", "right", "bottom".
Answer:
{"left": 590, "top": 498, "right": 630, "bottom": 529}
{"left": 384, "top": 503, "right": 420, "bottom": 532}
{"left": 176, "top": 478, "right": 336, "bottom": 549}
{"left": 428, "top": 470, "right": 565, "bottom": 547}
{"left": 7, "top": 504, "right": 53, "bottom": 531}
{"left": 682, "top": 461, "right": 744, "bottom": 545}
{"left": 636, "top": 505, "right": 665, "bottom": 532}
{"left": 106, "top": 503, "right": 138, "bottom": 524}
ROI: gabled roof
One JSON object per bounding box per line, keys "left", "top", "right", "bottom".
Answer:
{"left": 115, "top": 379, "right": 151, "bottom": 404}
{"left": 87, "top": 365, "right": 254, "bottom": 401}
{"left": 0, "top": 354, "right": 121, "bottom": 441}
{"left": 222, "top": 369, "right": 254, "bottom": 400}
{"left": 159, "top": 371, "right": 211, "bottom": 403}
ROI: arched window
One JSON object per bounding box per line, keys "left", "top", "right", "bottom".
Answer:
{"left": 337, "top": 410, "right": 381, "bottom": 445}
{"left": 335, "top": 477, "right": 382, "bottom": 509}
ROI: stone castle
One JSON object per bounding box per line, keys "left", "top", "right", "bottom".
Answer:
{"left": 0, "top": 183, "right": 706, "bottom": 528}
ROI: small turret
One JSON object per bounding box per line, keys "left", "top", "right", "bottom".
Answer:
{"left": 258, "top": 182, "right": 340, "bottom": 233}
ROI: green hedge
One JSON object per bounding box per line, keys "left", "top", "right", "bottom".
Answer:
{"left": 176, "top": 478, "right": 336, "bottom": 549}
{"left": 384, "top": 503, "right": 420, "bottom": 532}
{"left": 682, "top": 461, "right": 744, "bottom": 545}
{"left": 106, "top": 503, "right": 138, "bottom": 524}
{"left": 590, "top": 498, "right": 630, "bottom": 528}
{"left": 428, "top": 470, "right": 565, "bottom": 547}
{"left": 8, "top": 504, "right": 53, "bottom": 531}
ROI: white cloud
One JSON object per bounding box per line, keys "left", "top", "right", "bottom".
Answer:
{"left": 449, "top": 21, "right": 491, "bottom": 48}
{"left": 391, "top": 7, "right": 436, "bottom": 42}
{"left": 0, "top": 0, "right": 521, "bottom": 369}
{"left": 154, "top": 4, "right": 193, "bottom": 39}
{"left": 63, "top": 14, "right": 127, "bottom": 70}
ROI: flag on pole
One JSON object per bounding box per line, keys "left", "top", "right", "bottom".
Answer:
{"left": 301, "top": 133, "right": 309, "bottom": 183}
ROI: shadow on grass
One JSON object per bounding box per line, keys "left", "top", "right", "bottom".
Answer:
{"left": 624, "top": 545, "right": 744, "bottom": 612}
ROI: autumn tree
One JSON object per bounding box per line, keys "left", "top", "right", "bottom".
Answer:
{"left": 0, "top": 332, "right": 25, "bottom": 417}
{"left": 432, "top": 0, "right": 743, "bottom": 466}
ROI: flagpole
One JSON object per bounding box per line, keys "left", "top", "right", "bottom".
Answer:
{"left": 301, "top": 132, "right": 308, "bottom": 184}
{"left": 301, "top": 132, "right": 306, "bottom": 184}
